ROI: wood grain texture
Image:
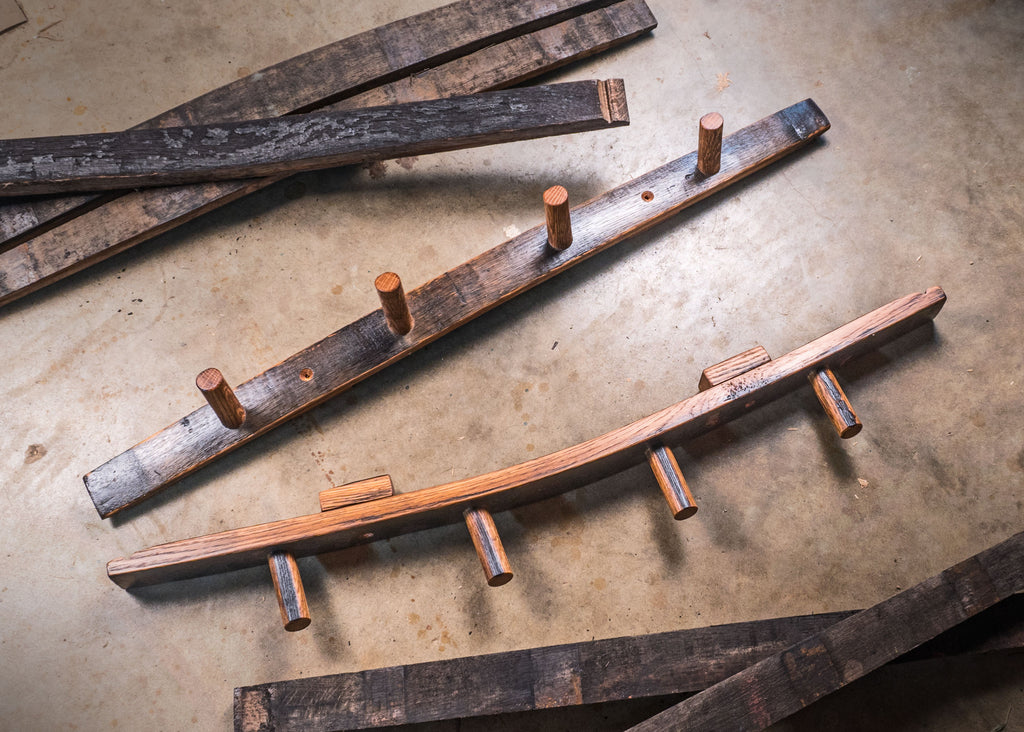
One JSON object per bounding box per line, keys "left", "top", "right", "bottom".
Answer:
{"left": 0, "top": 0, "right": 622, "bottom": 244}
{"left": 0, "top": 81, "right": 629, "bottom": 196}
{"left": 85, "top": 99, "right": 832, "bottom": 520}
{"left": 544, "top": 185, "right": 573, "bottom": 250}
{"left": 319, "top": 476, "right": 394, "bottom": 512}
{"left": 106, "top": 286, "right": 945, "bottom": 588}
{"left": 629, "top": 530, "right": 1024, "bottom": 731}
{"left": 697, "top": 112, "right": 724, "bottom": 176}
{"left": 268, "top": 551, "right": 311, "bottom": 632}
{"left": 232, "top": 593, "right": 1024, "bottom": 730}
{"left": 374, "top": 272, "right": 414, "bottom": 336}
{"left": 196, "top": 368, "right": 246, "bottom": 430}
{"left": 0, "top": 1, "right": 657, "bottom": 306}
{"left": 698, "top": 345, "right": 772, "bottom": 391}
{"left": 464, "top": 507, "right": 514, "bottom": 586}
{"left": 808, "top": 367, "right": 862, "bottom": 438}
{"left": 645, "top": 445, "right": 697, "bottom": 520}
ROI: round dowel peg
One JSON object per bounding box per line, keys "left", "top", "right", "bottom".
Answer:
{"left": 543, "top": 185, "right": 573, "bottom": 251}
{"left": 463, "top": 507, "right": 513, "bottom": 586}
{"left": 645, "top": 445, "right": 698, "bottom": 520}
{"left": 196, "top": 367, "right": 246, "bottom": 429}
{"left": 268, "top": 550, "right": 311, "bottom": 632}
{"left": 375, "top": 271, "right": 414, "bottom": 335}
{"left": 697, "top": 112, "right": 724, "bottom": 176}
{"left": 808, "top": 367, "right": 862, "bottom": 438}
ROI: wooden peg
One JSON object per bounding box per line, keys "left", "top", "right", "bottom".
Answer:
{"left": 319, "top": 475, "right": 394, "bottom": 511}
{"left": 463, "top": 507, "right": 513, "bottom": 586}
{"left": 543, "top": 185, "right": 573, "bottom": 251}
{"left": 645, "top": 445, "right": 698, "bottom": 520}
{"left": 375, "top": 272, "right": 414, "bottom": 335}
{"left": 196, "top": 368, "right": 246, "bottom": 429}
{"left": 268, "top": 550, "right": 310, "bottom": 632}
{"left": 697, "top": 112, "right": 724, "bottom": 176}
{"left": 808, "top": 367, "right": 862, "bottom": 438}
{"left": 699, "top": 345, "right": 772, "bottom": 391}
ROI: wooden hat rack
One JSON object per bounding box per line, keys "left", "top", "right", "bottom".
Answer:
{"left": 108, "top": 287, "right": 945, "bottom": 631}
{"left": 86, "top": 98, "right": 832, "bottom": 520}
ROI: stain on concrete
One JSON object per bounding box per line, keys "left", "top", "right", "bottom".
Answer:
{"left": 24, "top": 444, "right": 46, "bottom": 464}
{"left": 362, "top": 160, "right": 387, "bottom": 179}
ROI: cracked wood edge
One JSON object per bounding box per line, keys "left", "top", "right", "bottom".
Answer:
{"left": 0, "top": 0, "right": 622, "bottom": 244}
{"left": 106, "top": 285, "right": 945, "bottom": 587}
{"left": 232, "top": 593, "right": 1024, "bottom": 730}
{"left": 84, "top": 98, "right": 831, "bottom": 519}
{"left": 0, "top": 0, "right": 657, "bottom": 306}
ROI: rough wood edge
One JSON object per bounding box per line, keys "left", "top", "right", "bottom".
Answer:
{"left": 597, "top": 78, "right": 629, "bottom": 123}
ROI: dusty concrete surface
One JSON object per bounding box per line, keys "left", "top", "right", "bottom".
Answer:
{"left": 0, "top": 1, "right": 1021, "bottom": 729}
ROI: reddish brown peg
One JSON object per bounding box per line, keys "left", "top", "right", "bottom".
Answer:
{"left": 196, "top": 367, "right": 246, "bottom": 429}
{"left": 697, "top": 112, "right": 724, "bottom": 176}
{"left": 268, "top": 550, "right": 310, "bottom": 632}
{"left": 646, "top": 445, "right": 698, "bottom": 520}
{"left": 375, "top": 272, "right": 414, "bottom": 335}
{"left": 543, "top": 185, "right": 573, "bottom": 250}
{"left": 808, "top": 367, "right": 862, "bottom": 438}
{"left": 464, "top": 507, "right": 513, "bottom": 586}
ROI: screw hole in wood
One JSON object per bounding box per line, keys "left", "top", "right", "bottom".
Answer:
{"left": 641, "top": 190, "right": 654, "bottom": 201}
{"left": 299, "top": 368, "right": 314, "bottom": 381}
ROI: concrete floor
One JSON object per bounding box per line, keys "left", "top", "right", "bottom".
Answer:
{"left": 1, "top": 1, "right": 1022, "bottom": 730}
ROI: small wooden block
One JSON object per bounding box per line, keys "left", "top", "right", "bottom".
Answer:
{"left": 645, "top": 445, "right": 697, "bottom": 520}
{"left": 464, "top": 507, "right": 513, "bottom": 586}
{"left": 268, "top": 551, "right": 310, "bottom": 632}
{"left": 697, "top": 112, "right": 724, "bottom": 176}
{"left": 543, "top": 185, "right": 573, "bottom": 250}
{"left": 196, "top": 368, "right": 246, "bottom": 429}
{"left": 808, "top": 367, "right": 862, "bottom": 438}
{"left": 319, "top": 475, "right": 394, "bottom": 511}
{"left": 375, "top": 271, "right": 414, "bottom": 335}
{"left": 698, "top": 345, "right": 772, "bottom": 391}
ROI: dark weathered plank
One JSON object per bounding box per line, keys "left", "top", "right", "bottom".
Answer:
{"left": 629, "top": 531, "right": 1024, "bottom": 731}
{"left": 0, "top": 81, "right": 628, "bottom": 196}
{"left": 105, "top": 285, "right": 945, "bottom": 589}
{"left": 0, "top": 0, "right": 657, "bottom": 307}
{"left": 231, "top": 594, "right": 1024, "bottom": 730}
{"left": 86, "top": 98, "right": 831, "bottom": 519}
{"left": 0, "top": 0, "right": 621, "bottom": 244}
